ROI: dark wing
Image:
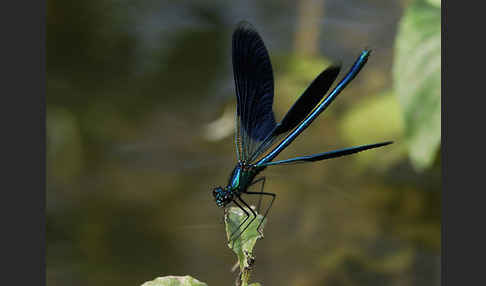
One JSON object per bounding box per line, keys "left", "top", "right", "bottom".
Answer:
{"left": 256, "top": 50, "right": 371, "bottom": 166}
{"left": 248, "top": 65, "right": 341, "bottom": 162}
{"left": 262, "top": 142, "right": 393, "bottom": 166}
{"left": 233, "top": 22, "right": 277, "bottom": 162}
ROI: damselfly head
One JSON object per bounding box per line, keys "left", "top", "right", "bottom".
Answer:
{"left": 212, "top": 186, "right": 232, "bottom": 208}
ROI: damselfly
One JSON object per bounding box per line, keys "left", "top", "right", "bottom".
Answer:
{"left": 212, "top": 22, "right": 392, "bottom": 241}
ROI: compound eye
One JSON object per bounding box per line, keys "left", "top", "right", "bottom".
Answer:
{"left": 212, "top": 187, "right": 222, "bottom": 198}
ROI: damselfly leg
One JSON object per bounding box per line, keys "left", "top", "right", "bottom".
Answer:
{"left": 229, "top": 200, "right": 250, "bottom": 241}
{"left": 228, "top": 197, "right": 258, "bottom": 243}
{"left": 245, "top": 190, "right": 276, "bottom": 236}
{"left": 250, "top": 177, "right": 266, "bottom": 213}
{"left": 233, "top": 197, "right": 258, "bottom": 241}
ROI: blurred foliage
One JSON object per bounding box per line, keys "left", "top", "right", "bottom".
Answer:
{"left": 46, "top": 1, "right": 440, "bottom": 286}
{"left": 273, "top": 54, "right": 331, "bottom": 115}
{"left": 339, "top": 90, "right": 405, "bottom": 169}
{"left": 141, "top": 276, "right": 208, "bottom": 286}
{"left": 393, "top": 0, "right": 441, "bottom": 171}
{"left": 426, "top": 0, "right": 441, "bottom": 8}
{"left": 47, "top": 107, "right": 84, "bottom": 186}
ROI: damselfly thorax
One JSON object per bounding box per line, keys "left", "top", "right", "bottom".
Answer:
{"left": 228, "top": 162, "right": 263, "bottom": 192}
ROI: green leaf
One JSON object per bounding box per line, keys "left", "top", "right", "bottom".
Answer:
{"left": 225, "top": 206, "right": 266, "bottom": 285}
{"left": 393, "top": 0, "right": 441, "bottom": 171}
{"left": 141, "top": 276, "right": 207, "bottom": 286}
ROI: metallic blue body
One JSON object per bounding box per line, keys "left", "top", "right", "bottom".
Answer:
{"left": 212, "top": 22, "right": 392, "bottom": 242}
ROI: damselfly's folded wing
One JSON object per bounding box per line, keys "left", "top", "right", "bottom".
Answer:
{"left": 232, "top": 22, "right": 277, "bottom": 162}
{"left": 248, "top": 65, "right": 341, "bottom": 162}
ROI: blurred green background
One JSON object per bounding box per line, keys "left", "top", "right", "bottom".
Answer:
{"left": 46, "top": 0, "right": 441, "bottom": 285}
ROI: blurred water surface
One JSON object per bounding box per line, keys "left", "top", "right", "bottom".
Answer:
{"left": 47, "top": 1, "right": 440, "bottom": 286}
